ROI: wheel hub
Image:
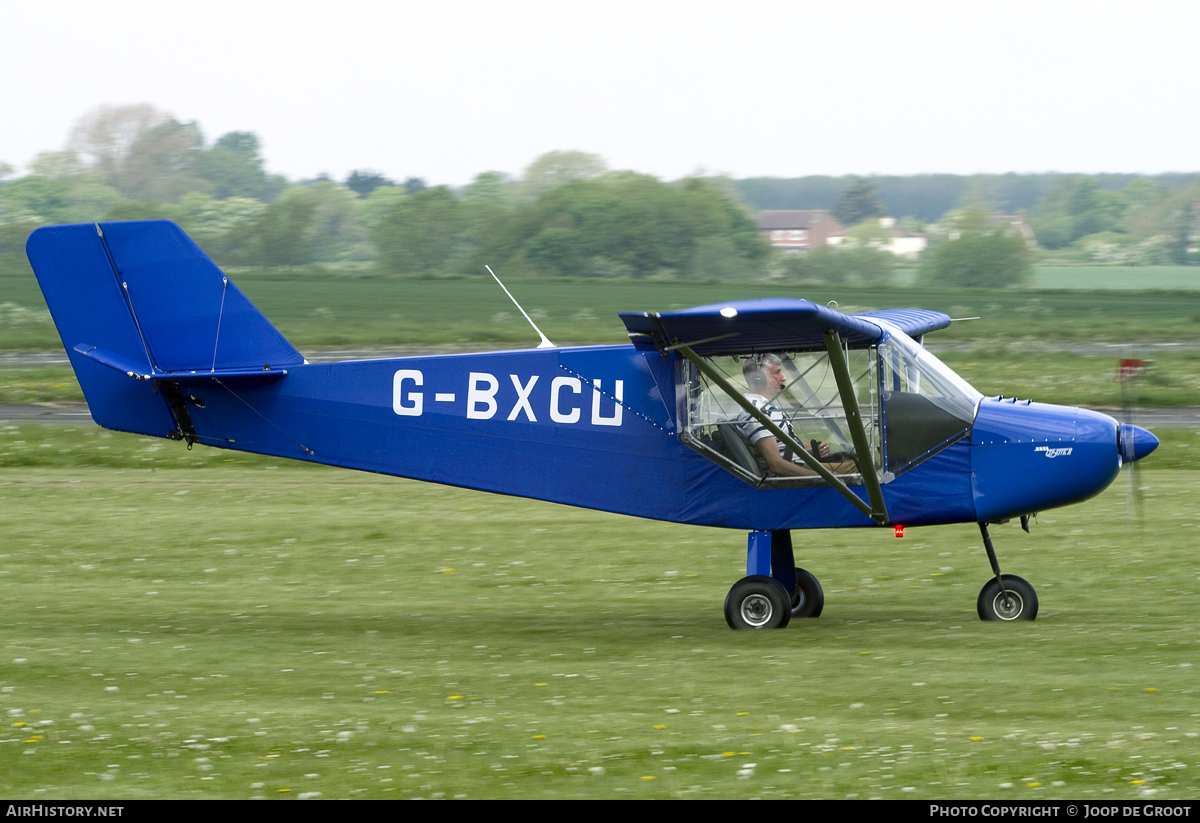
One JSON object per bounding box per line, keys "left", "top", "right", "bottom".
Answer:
{"left": 991, "top": 590, "right": 1024, "bottom": 620}
{"left": 740, "top": 594, "right": 774, "bottom": 627}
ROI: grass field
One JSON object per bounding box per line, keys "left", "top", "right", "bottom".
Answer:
{"left": 1, "top": 425, "right": 1199, "bottom": 799}
{"left": 5, "top": 252, "right": 1200, "bottom": 800}
{"left": 6, "top": 267, "right": 1200, "bottom": 352}
{"left": 1036, "top": 267, "right": 1200, "bottom": 291}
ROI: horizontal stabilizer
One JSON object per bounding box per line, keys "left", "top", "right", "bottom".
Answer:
{"left": 73, "top": 344, "right": 153, "bottom": 379}
{"left": 74, "top": 344, "right": 288, "bottom": 383}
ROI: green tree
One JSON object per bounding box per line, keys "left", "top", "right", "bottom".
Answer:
{"left": 515, "top": 150, "right": 607, "bottom": 202}
{"left": 691, "top": 236, "right": 760, "bottom": 280}
{"left": 115, "top": 119, "right": 207, "bottom": 202}
{"left": 1164, "top": 197, "right": 1197, "bottom": 265}
{"left": 0, "top": 151, "right": 125, "bottom": 224}
{"left": 461, "top": 171, "right": 513, "bottom": 210}
{"left": 919, "top": 209, "right": 1032, "bottom": 288}
{"left": 356, "top": 186, "right": 408, "bottom": 232}
{"left": 1, "top": 169, "right": 73, "bottom": 223}
{"left": 372, "top": 186, "right": 463, "bottom": 274}
{"left": 101, "top": 202, "right": 175, "bottom": 221}
{"left": 1122, "top": 178, "right": 1168, "bottom": 238}
{"left": 226, "top": 188, "right": 318, "bottom": 266}
{"left": 460, "top": 171, "right": 514, "bottom": 246}
{"left": 524, "top": 226, "right": 584, "bottom": 276}
{"left": 832, "top": 177, "right": 886, "bottom": 226}
{"left": 1030, "top": 176, "right": 1128, "bottom": 248}
{"left": 305, "top": 181, "right": 370, "bottom": 262}
{"left": 193, "top": 132, "right": 270, "bottom": 200}
{"left": 475, "top": 174, "right": 766, "bottom": 278}
{"left": 171, "top": 192, "right": 266, "bottom": 261}
{"left": 779, "top": 244, "right": 893, "bottom": 285}
{"left": 346, "top": 170, "right": 394, "bottom": 198}
{"left": 68, "top": 104, "right": 171, "bottom": 182}
{"left": 0, "top": 221, "right": 39, "bottom": 277}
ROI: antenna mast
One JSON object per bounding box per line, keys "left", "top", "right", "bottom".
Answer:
{"left": 485, "top": 265, "right": 555, "bottom": 349}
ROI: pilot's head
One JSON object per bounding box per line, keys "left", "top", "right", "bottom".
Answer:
{"left": 743, "top": 353, "right": 786, "bottom": 398}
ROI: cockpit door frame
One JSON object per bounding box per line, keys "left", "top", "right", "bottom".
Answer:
{"left": 673, "top": 340, "right": 888, "bottom": 525}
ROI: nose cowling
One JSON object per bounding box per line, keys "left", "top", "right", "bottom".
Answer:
{"left": 1119, "top": 424, "right": 1159, "bottom": 464}
{"left": 971, "top": 399, "right": 1122, "bottom": 522}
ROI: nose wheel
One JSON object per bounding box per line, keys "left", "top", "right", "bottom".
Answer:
{"left": 977, "top": 523, "right": 1038, "bottom": 621}
{"left": 977, "top": 574, "right": 1038, "bottom": 621}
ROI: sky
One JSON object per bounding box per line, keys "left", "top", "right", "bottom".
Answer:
{"left": 3, "top": 0, "right": 1198, "bottom": 186}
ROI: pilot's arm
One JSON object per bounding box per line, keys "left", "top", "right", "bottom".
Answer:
{"left": 754, "top": 437, "right": 823, "bottom": 477}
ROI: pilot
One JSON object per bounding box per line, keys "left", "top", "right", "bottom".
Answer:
{"left": 738, "top": 353, "right": 853, "bottom": 478}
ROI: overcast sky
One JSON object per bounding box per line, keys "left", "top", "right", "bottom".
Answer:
{"left": 4, "top": 0, "right": 1198, "bottom": 186}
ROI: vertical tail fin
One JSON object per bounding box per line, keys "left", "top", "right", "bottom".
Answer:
{"left": 26, "top": 220, "right": 302, "bottom": 436}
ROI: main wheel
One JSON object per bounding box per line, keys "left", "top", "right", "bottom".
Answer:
{"left": 724, "top": 575, "right": 792, "bottom": 630}
{"left": 977, "top": 575, "right": 1038, "bottom": 621}
{"left": 791, "top": 567, "right": 825, "bottom": 618}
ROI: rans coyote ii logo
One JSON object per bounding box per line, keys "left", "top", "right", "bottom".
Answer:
{"left": 1035, "top": 445, "right": 1073, "bottom": 458}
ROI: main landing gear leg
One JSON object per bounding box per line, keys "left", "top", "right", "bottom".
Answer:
{"left": 723, "top": 531, "right": 824, "bottom": 630}
{"left": 976, "top": 522, "right": 1038, "bottom": 621}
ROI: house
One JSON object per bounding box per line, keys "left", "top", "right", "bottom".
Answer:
{"left": 989, "top": 213, "right": 1038, "bottom": 246}
{"left": 878, "top": 217, "right": 927, "bottom": 259}
{"left": 824, "top": 217, "right": 929, "bottom": 260}
{"left": 757, "top": 210, "right": 845, "bottom": 252}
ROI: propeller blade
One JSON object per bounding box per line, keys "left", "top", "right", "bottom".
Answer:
{"left": 1117, "top": 358, "right": 1154, "bottom": 531}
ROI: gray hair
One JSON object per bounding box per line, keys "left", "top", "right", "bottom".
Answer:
{"left": 742, "top": 353, "right": 784, "bottom": 391}
{"left": 742, "top": 352, "right": 783, "bottom": 377}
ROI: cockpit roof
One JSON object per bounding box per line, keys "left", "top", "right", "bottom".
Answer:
{"left": 619, "top": 298, "right": 950, "bottom": 356}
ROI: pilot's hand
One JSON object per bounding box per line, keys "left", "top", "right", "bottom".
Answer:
{"left": 810, "top": 440, "right": 830, "bottom": 458}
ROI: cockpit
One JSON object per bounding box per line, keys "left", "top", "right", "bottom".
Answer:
{"left": 679, "top": 322, "right": 982, "bottom": 489}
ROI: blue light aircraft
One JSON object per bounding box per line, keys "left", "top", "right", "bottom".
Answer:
{"left": 26, "top": 221, "right": 1160, "bottom": 629}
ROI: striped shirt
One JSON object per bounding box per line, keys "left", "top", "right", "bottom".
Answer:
{"left": 737, "top": 394, "right": 794, "bottom": 459}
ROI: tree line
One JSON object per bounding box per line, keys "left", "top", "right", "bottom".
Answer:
{"left": 0, "top": 105, "right": 769, "bottom": 281}
{"left": 2, "top": 104, "right": 1197, "bottom": 290}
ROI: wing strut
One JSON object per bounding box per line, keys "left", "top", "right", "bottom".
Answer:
{"left": 822, "top": 330, "right": 888, "bottom": 524}
{"left": 675, "top": 343, "right": 884, "bottom": 523}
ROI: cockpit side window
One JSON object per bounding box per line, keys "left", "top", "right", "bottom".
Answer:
{"left": 680, "top": 349, "right": 881, "bottom": 489}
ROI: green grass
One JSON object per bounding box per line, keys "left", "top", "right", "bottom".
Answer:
{"left": 1036, "top": 266, "right": 1200, "bottom": 291}
{"left": 1, "top": 425, "right": 1200, "bottom": 798}
{"left": 7, "top": 267, "right": 1200, "bottom": 353}
{"left": 937, "top": 348, "right": 1200, "bottom": 408}
{"left": 0, "top": 367, "right": 86, "bottom": 405}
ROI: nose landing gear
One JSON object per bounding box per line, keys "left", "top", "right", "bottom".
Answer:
{"left": 977, "top": 522, "right": 1038, "bottom": 621}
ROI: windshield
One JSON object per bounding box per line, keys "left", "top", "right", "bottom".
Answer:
{"left": 875, "top": 321, "right": 982, "bottom": 405}
{"left": 875, "top": 321, "right": 981, "bottom": 473}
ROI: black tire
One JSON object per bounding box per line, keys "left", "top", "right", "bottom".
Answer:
{"left": 977, "top": 575, "right": 1038, "bottom": 621}
{"left": 724, "top": 575, "right": 792, "bottom": 630}
{"left": 791, "top": 567, "right": 825, "bottom": 618}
